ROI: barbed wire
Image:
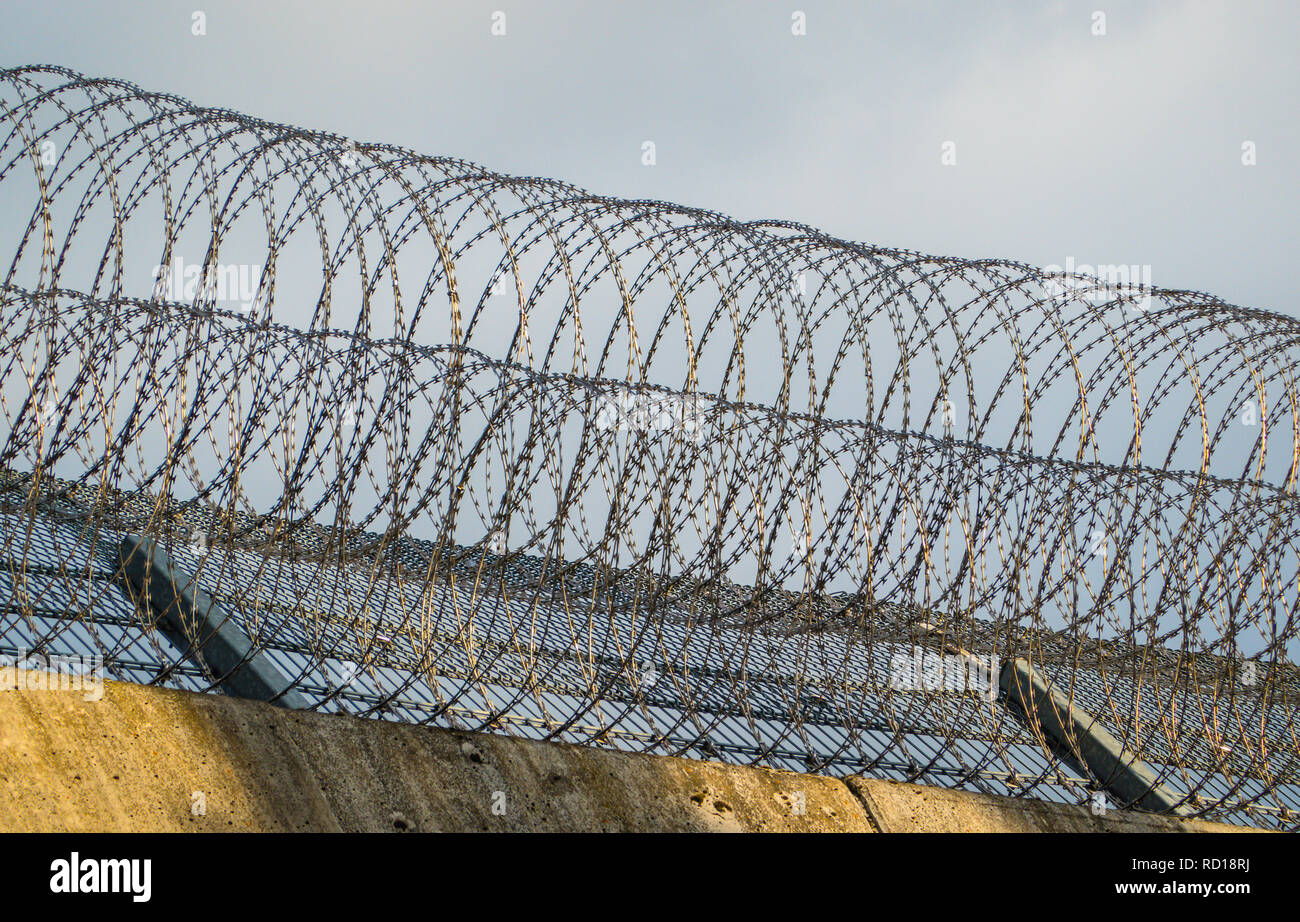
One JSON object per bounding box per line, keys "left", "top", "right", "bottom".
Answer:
{"left": 1, "top": 66, "right": 1297, "bottom": 828}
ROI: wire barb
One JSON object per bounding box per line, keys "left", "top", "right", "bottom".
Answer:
{"left": 0, "top": 66, "right": 1297, "bottom": 829}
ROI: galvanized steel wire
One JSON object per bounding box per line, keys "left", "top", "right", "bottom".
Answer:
{"left": 1, "top": 66, "right": 1297, "bottom": 828}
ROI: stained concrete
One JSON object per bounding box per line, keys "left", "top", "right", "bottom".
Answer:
{"left": 843, "top": 777, "right": 1253, "bottom": 833}
{"left": 0, "top": 669, "right": 1258, "bottom": 832}
{"left": 0, "top": 669, "right": 867, "bottom": 832}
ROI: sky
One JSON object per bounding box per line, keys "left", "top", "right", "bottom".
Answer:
{"left": 1, "top": 0, "right": 1295, "bottom": 314}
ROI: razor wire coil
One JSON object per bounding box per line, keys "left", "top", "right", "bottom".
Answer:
{"left": 1, "top": 66, "right": 1297, "bottom": 828}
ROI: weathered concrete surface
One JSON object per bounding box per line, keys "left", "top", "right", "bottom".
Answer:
{"left": 844, "top": 777, "right": 1254, "bottom": 833}
{"left": 0, "top": 669, "right": 1257, "bottom": 832}
{"left": 0, "top": 669, "right": 867, "bottom": 832}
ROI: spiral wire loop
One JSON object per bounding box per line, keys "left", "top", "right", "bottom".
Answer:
{"left": 1, "top": 66, "right": 1296, "bottom": 828}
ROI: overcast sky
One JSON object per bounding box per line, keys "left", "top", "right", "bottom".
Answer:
{"left": 2, "top": 0, "right": 1295, "bottom": 313}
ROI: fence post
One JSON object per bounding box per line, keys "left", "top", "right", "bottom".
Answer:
{"left": 1000, "top": 656, "right": 1189, "bottom": 815}
{"left": 117, "top": 535, "right": 309, "bottom": 709}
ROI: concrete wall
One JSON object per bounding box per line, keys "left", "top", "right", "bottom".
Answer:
{"left": 0, "top": 669, "right": 1256, "bottom": 833}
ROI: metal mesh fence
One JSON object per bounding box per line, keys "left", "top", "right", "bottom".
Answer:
{"left": 1, "top": 66, "right": 1297, "bottom": 829}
